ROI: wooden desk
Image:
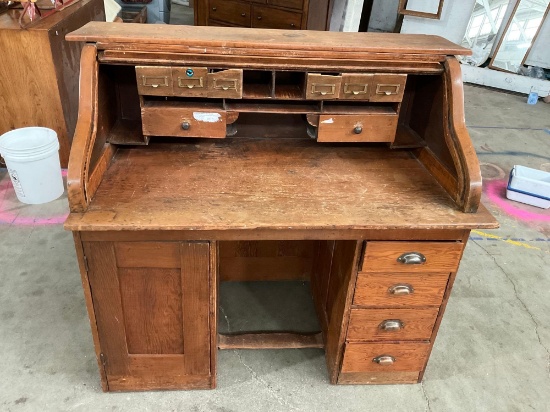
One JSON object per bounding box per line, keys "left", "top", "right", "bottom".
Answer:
{"left": 64, "top": 23, "right": 498, "bottom": 391}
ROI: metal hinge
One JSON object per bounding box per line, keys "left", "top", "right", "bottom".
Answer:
{"left": 83, "top": 255, "right": 89, "bottom": 272}
{"left": 100, "top": 352, "right": 106, "bottom": 366}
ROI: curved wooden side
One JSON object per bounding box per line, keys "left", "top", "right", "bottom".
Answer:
{"left": 67, "top": 44, "right": 98, "bottom": 213}
{"left": 443, "top": 57, "right": 482, "bottom": 213}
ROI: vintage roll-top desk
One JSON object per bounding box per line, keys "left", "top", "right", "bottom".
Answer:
{"left": 64, "top": 22, "right": 498, "bottom": 391}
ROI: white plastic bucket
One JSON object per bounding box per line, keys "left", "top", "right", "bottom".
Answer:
{"left": 0, "top": 127, "right": 64, "bottom": 204}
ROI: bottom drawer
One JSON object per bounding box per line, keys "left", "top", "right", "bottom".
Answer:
{"left": 341, "top": 342, "right": 430, "bottom": 373}
{"left": 339, "top": 371, "right": 419, "bottom": 385}
{"left": 141, "top": 102, "right": 227, "bottom": 138}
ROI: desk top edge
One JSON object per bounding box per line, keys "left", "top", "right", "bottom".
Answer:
{"left": 66, "top": 22, "right": 472, "bottom": 57}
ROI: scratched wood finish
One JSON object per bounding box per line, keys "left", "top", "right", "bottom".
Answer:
{"left": 0, "top": 0, "right": 105, "bottom": 168}
{"left": 67, "top": 23, "right": 471, "bottom": 57}
{"left": 354, "top": 272, "right": 450, "bottom": 308}
{"left": 65, "top": 139, "right": 498, "bottom": 232}
{"left": 316, "top": 113, "right": 398, "bottom": 143}
{"left": 361, "top": 241, "right": 463, "bottom": 273}
{"left": 341, "top": 342, "right": 430, "bottom": 373}
{"left": 141, "top": 103, "right": 227, "bottom": 138}
{"left": 347, "top": 308, "right": 439, "bottom": 341}
{"left": 83, "top": 241, "right": 212, "bottom": 391}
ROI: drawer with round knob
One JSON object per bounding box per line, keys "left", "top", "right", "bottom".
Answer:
{"left": 316, "top": 113, "right": 398, "bottom": 143}
{"left": 141, "top": 103, "right": 227, "bottom": 138}
{"left": 209, "top": 0, "right": 251, "bottom": 26}
{"left": 252, "top": 5, "right": 302, "bottom": 30}
{"left": 341, "top": 342, "right": 430, "bottom": 373}
{"left": 347, "top": 308, "right": 439, "bottom": 341}
{"left": 354, "top": 272, "right": 449, "bottom": 307}
{"left": 361, "top": 241, "right": 464, "bottom": 273}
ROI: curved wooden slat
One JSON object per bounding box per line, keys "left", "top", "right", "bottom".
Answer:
{"left": 443, "top": 57, "right": 482, "bottom": 212}
{"left": 67, "top": 44, "right": 98, "bottom": 213}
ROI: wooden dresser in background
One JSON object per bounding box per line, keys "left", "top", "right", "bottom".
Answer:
{"left": 194, "top": 0, "right": 332, "bottom": 30}
{"left": 0, "top": 0, "right": 105, "bottom": 167}
{"left": 64, "top": 23, "right": 498, "bottom": 391}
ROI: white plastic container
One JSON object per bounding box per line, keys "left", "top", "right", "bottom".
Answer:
{"left": 506, "top": 165, "right": 550, "bottom": 209}
{"left": 0, "top": 127, "right": 64, "bottom": 204}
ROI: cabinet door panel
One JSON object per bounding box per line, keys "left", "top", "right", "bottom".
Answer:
{"left": 83, "top": 241, "right": 212, "bottom": 391}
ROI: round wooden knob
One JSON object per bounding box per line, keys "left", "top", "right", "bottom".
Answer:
{"left": 181, "top": 122, "right": 191, "bottom": 130}
{"left": 354, "top": 126, "right": 362, "bottom": 134}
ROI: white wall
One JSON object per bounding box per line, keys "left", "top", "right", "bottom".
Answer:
{"left": 367, "top": 0, "right": 399, "bottom": 32}
{"left": 400, "top": 0, "right": 476, "bottom": 43}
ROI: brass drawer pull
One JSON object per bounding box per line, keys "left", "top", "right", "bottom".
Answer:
{"left": 344, "top": 83, "right": 368, "bottom": 95}
{"left": 388, "top": 283, "right": 414, "bottom": 296}
{"left": 213, "top": 78, "right": 238, "bottom": 91}
{"left": 177, "top": 77, "right": 204, "bottom": 89}
{"left": 181, "top": 121, "right": 190, "bottom": 130}
{"left": 397, "top": 252, "right": 426, "bottom": 265}
{"left": 376, "top": 84, "right": 401, "bottom": 96}
{"left": 311, "top": 83, "right": 336, "bottom": 96}
{"left": 379, "top": 319, "right": 404, "bottom": 331}
{"left": 141, "top": 75, "right": 169, "bottom": 88}
{"left": 373, "top": 355, "right": 395, "bottom": 365}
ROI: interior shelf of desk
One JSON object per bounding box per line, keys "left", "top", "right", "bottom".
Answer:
{"left": 66, "top": 137, "right": 496, "bottom": 232}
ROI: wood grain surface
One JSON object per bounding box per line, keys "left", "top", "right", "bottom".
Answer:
{"left": 341, "top": 342, "right": 430, "bottom": 372}
{"left": 347, "top": 308, "right": 439, "bottom": 341}
{"left": 354, "top": 272, "right": 450, "bottom": 307}
{"left": 65, "top": 138, "right": 498, "bottom": 231}
{"left": 361, "top": 241, "right": 464, "bottom": 272}
{"left": 67, "top": 22, "right": 472, "bottom": 57}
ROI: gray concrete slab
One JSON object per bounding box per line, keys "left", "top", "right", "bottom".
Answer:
{"left": 0, "top": 85, "right": 549, "bottom": 411}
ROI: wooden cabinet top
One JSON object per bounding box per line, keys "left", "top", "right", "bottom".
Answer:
{"left": 67, "top": 22, "right": 471, "bottom": 59}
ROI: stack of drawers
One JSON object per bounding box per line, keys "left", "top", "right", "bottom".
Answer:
{"left": 208, "top": 0, "right": 305, "bottom": 30}
{"left": 340, "top": 241, "right": 465, "bottom": 384}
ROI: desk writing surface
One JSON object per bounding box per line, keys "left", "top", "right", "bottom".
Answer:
{"left": 65, "top": 138, "right": 497, "bottom": 231}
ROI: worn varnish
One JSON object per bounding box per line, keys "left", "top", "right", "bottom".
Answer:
{"left": 65, "top": 23, "right": 497, "bottom": 391}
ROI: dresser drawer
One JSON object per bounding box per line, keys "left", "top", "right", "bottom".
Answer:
{"left": 354, "top": 272, "right": 449, "bottom": 307}
{"left": 267, "top": 0, "right": 304, "bottom": 10}
{"left": 305, "top": 73, "right": 341, "bottom": 100}
{"left": 172, "top": 67, "right": 208, "bottom": 97}
{"left": 207, "top": 69, "right": 243, "bottom": 99}
{"left": 361, "top": 241, "right": 464, "bottom": 273}
{"left": 142, "top": 105, "right": 227, "bottom": 138}
{"left": 136, "top": 66, "right": 173, "bottom": 96}
{"left": 370, "top": 74, "right": 407, "bottom": 102}
{"left": 209, "top": 0, "right": 251, "bottom": 26}
{"left": 340, "top": 74, "right": 373, "bottom": 100}
{"left": 252, "top": 5, "right": 301, "bottom": 30}
{"left": 341, "top": 342, "right": 430, "bottom": 373}
{"left": 347, "top": 308, "right": 439, "bottom": 341}
{"left": 316, "top": 113, "right": 397, "bottom": 143}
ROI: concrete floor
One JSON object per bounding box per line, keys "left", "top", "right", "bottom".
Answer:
{"left": 0, "top": 85, "right": 549, "bottom": 411}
